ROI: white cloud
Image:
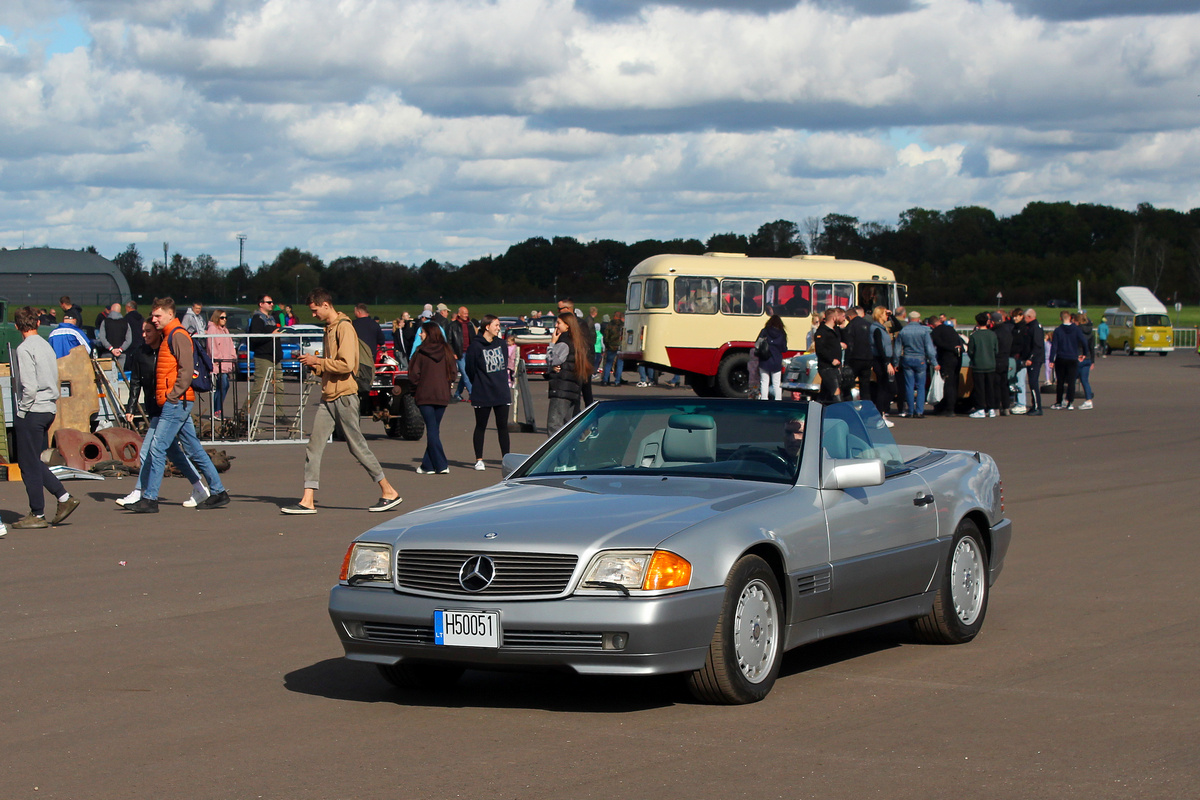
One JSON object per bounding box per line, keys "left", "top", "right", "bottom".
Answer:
{"left": 0, "top": 0, "right": 1198, "bottom": 267}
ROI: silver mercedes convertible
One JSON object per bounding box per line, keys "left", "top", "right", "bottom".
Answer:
{"left": 329, "top": 398, "right": 1011, "bottom": 704}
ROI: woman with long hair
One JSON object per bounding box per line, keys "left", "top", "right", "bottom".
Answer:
{"left": 869, "top": 306, "right": 896, "bottom": 425}
{"left": 546, "top": 311, "right": 591, "bottom": 435}
{"left": 407, "top": 321, "right": 457, "bottom": 474}
{"left": 206, "top": 309, "right": 236, "bottom": 419}
{"left": 756, "top": 314, "right": 787, "bottom": 401}
{"left": 465, "top": 314, "right": 511, "bottom": 470}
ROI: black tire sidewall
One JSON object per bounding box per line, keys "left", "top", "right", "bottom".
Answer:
{"left": 719, "top": 555, "right": 784, "bottom": 701}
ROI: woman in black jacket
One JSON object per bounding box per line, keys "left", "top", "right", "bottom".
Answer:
{"left": 546, "top": 312, "right": 591, "bottom": 435}
{"left": 756, "top": 315, "right": 788, "bottom": 401}
{"left": 464, "top": 315, "right": 511, "bottom": 470}
{"left": 408, "top": 322, "right": 457, "bottom": 474}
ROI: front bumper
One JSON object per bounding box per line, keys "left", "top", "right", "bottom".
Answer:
{"left": 328, "top": 584, "right": 724, "bottom": 676}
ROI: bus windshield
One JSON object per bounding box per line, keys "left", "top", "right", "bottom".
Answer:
{"left": 1135, "top": 314, "right": 1170, "bottom": 327}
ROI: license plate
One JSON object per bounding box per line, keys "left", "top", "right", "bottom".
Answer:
{"left": 434, "top": 609, "right": 500, "bottom": 647}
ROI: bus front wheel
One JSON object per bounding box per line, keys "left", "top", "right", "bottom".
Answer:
{"left": 716, "top": 352, "right": 751, "bottom": 398}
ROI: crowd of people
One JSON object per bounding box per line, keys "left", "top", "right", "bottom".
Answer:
{"left": 5, "top": 290, "right": 1105, "bottom": 531}
{"left": 751, "top": 304, "right": 1099, "bottom": 422}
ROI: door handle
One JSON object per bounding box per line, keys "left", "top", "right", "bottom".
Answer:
{"left": 913, "top": 494, "right": 934, "bottom": 507}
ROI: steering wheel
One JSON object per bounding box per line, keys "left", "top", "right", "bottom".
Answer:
{"left": 729, "top": 446, "right": 792, "bottom": 474}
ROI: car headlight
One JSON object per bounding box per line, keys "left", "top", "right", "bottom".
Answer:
{"left": 577, "top": 550, "right": 692, "bottom": 594}
{"left": 339, "top": 542, "right": 392, "bottom": 584}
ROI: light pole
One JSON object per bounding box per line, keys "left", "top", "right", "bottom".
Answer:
{"left": 237, "top": 234, "right": 246, "bottom": 269}
{"left": 163, "top": 241, "right": 169, "bottom": 270}
{"left": 295, "top": 274, "right": 300, "bottom": 304}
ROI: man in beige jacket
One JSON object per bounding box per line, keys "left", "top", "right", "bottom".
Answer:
{"left": 282, "top": 287, "right": 402, "bottom": 515}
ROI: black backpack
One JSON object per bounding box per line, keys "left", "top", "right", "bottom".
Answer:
{"left": 754, "top": 331, "right": 771, "bottom": 359}
{"left": 169, "top": 329, "right": 213, "bottom": 393}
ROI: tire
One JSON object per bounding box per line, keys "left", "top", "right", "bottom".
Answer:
{"left": 1124, "top": 341, "right": 1132, "bottom": 355}
{"left": 687, "top": 375, "right": 718, "bottom": 397}
{"left": 715, "top": 352, "right": 751, "bottom": 398}
{"left": 1158, "top": 351, "right": 1168, "bottom": 357}
{"left": 912, "top": 519, "right": 989, "bottom": 644}
{"left": 687, "top": 555, "right": 783, "bottom": 704}
{"left": 386, "top": 393, "right": 425, "bottom": 440}
{"left": 377, "top": 662, "right": 465, "bottom": 690}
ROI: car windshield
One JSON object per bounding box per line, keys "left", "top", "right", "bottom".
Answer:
{"left": 1135, "top": 314, "right": 1170, "bottom": 327}
{"left": 515, "top": 399, "right": 811, "bottom": 484}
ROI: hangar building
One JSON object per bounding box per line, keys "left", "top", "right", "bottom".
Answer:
{"left": 0, "top": 248, "right": 131, "bottom": 307}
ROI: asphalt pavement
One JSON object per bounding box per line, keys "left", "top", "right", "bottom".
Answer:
{"left": 1, "top": 355, "right": 1197, "bottom": 799}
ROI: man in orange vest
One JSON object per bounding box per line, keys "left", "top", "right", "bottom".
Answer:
{"left": 127, "top": 297, "right": 229, "bottom": 513}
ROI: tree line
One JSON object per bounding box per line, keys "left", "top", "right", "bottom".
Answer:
{"left": 110, "top": 201, "right": 1200, "bottom": 308}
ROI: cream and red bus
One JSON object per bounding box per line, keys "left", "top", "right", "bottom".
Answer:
{"left": 619, "top": 253, "right": 905, "bottom": 397}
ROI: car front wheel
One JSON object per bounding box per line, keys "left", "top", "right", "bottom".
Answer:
{"left": 913, "top": 519, "right": 989, "bottom": 644}
{"left": 687, "top": 555, "right": 783, "bottom": 704}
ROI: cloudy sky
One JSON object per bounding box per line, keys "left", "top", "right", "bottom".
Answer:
{"left": 2, "top": 0, "right": 1199, "bottom": 269}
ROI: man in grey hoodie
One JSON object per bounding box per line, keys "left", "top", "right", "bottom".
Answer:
{"left": 11, "top": 306, "right": 80, "bottom": 529}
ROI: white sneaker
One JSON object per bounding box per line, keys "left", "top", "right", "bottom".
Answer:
{"left": 415, "top": 466, "right": 428, "bottom": 474}
{"left": 437, "top": 468, "right": 450, "bottom": 474}
{"left": 987, "top": 410, "right": 998, "bottom": 418}
{"left": 1010, "top": 405, "right": 1027, "bottom": 415}
{"left": 883, "top": 418, "right": 895, "bottom": 428}
{"left": 1065, "top": 404, "right": 1075, "bottom": 411}
{"left": 115, "top": 489, "right": 142, "bottom": 507}
{"left": 636, "top": 381, "right": 649, "bottom": 388}
{"left": 968, "top": 410, "right": 987, "bottom": 418}
{"left": 1080, "top": 400, "right": 1093, "bottom": 410}
{"left": 474, "top": 460, "right": 486, "bottom": 471}
{"left": 1050, "top": 403, "right": 1064, "bottom": 410}
{"left": 183, "top": 485, "right": 211, "bottom": 508}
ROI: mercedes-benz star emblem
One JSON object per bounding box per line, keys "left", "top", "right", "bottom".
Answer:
{"left": 459, "top": 555, "right": 496, "bottom": 592}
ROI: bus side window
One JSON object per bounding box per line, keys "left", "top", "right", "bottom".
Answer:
{"left": 674, "top": 277, "right": 719, "bottom": 314}
{"left": 765, "top": 279, "right": 811, "bottom": 317}
{"left": 627, "top": 282, "right": 642, "bottom": 311}
{"left": 645, "top": 278, "right": 669, "bottom": 309}
{"left": 720, "top": 280, "right": 764, "bottom": 315}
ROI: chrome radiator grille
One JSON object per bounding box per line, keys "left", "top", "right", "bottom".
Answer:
{"left": 395, "top": 550, "right": 579, "bottom": 596}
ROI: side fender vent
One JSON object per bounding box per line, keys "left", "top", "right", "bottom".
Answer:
{"left": 796, "top": 570, "right": 832, "bottom": 596}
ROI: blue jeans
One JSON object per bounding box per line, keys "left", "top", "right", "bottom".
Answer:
{"left": 455, "top": 354, "right": 472, "bottom": 398}
{"left": 212, "top": 373, "right": 231, "bottom": 414}
{"left": 418, "top": 404, "right": 448, "bottom": 472}
{"left": 143, "top": 400, "right": 225, "bottom": 500}
{"left": 902, "top": 358, "right": 927, "bottom": 415}
{"left": 138, "top": 415, "right": 202, "bottom": 491}
{"left": 638, "top": 365, "right": 656, "bottom": 383}
{"left": 602, "top": 350, "right": 624, "bottom": 384}
{"left": 1077, "top": 361, "right": 1093, "bottom": 400}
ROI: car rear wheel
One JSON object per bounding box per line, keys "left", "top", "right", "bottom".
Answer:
{"left": 687, "top": 555, "right": 783, "bottom": 704}
{"left": 912, "top": 518, "right": 989, "bottom": 644}
{"left": 377, "top": 661, "right": 465, "bottom": 690}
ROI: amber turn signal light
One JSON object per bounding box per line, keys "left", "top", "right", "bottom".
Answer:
{"left": 642, "top": 551, "right": 692, "bottom": 591}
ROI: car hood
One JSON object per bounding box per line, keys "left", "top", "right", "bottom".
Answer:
{"left": 360, "top": 476, "right": 786, "bottom": 553}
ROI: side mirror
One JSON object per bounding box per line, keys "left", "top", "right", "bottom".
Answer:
{"left": 821, "top": 458, "right": 885, "bottom": 490}
{"left": 501, "top": 453, "right": 529, "bottom": 479}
